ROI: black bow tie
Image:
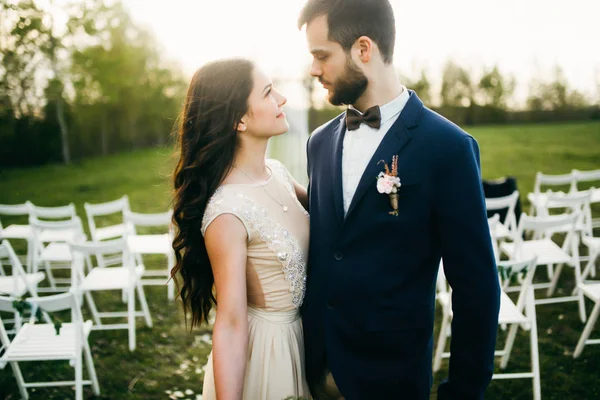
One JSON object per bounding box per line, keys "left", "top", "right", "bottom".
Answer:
{"left": 346, "top": 106, "right": 381, "bottom": 131}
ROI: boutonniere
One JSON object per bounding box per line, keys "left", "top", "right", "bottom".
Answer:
{"left": 376, "top": 155, "right": 401, "bottom": 216}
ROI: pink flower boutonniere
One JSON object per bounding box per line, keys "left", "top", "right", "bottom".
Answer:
{"left": 376, "top": 155, "right": 401, "bottom": 216}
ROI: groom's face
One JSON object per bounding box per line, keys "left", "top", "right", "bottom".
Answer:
{"left": 306, "top": 15, "right": 368, "bottom": 106}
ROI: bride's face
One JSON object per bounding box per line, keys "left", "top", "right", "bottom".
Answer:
{"left": 239, "top": 68, "right": 288, "bottom": 138}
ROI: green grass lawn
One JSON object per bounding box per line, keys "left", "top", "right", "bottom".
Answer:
{"left": 0, "top": 121, "right": 599, "bottom": 399}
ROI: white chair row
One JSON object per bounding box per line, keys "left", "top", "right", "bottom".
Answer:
{"left": 86, "top": 198, "right": 175, "bottom": 300}
{"left": 532, "top": 169, "right": 600, "bottom": 229}
{"left": 0, "top": 197, "right": 176, "bottom": 300}
{"left": 534, "top": 168, "right": 600, "bottom": 193}
{"left": 1, "top": 233, "right": 153, "bottom": 351}
{"left": 0, "top": 236, "right": 155, "bottom": 398}
{"left": 0, "top": 202, "right": 77, "bottom": 269}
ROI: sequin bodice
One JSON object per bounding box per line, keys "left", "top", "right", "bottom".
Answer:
{"left": 201, "top": 159, "right": 309, "bottom": 310}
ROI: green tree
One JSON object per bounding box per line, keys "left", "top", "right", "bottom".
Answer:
{"left": 0, "top": 0, "right": 53, "bottom": 117}
{"left": 404, "top": 69, "right": 431, "bottom": 106}
{"left": 478, "top": 66, "right": 515, "bottom": 109}
{"left": 527, "top": 66, "right": 589, "bottom": 111}
{"left": 440, "top": 61, "right": 474, "bottom": 107}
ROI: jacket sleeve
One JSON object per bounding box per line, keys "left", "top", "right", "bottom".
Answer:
{"left": 435, "top": 135, "right": 501, "bottom": 400}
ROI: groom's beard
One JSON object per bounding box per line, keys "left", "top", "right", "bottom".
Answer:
{"left": 326, "top": 57, "right": 368, "bottom": 106}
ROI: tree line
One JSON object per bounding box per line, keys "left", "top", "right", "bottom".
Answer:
{"left": 308, "top": 62, "right": 600, "bottom": 131}
{"left": 1, "top": 0, "right": 598, "bottom": 167}
{"left": 0, "top": 0, "right": 186, "bottom": 166}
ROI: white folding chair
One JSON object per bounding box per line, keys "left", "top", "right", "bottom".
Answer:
{"left": 29, "top": 202, "right": 79, "bottom": 250}
{"left": 434, "top": 258, "right": 541, "bottom": 400}
{"left": 0, "top": 202, "right": 33, "bottom": 269}
{"left": 70, "top": 238, "right": 152, "bottom": 351}
{"left": 529, "top": 171, "right": 577, "bottom": 216}
{"left": 0, "top": 240, "right": 46, "bottom": 333}
{"left": 486, "top": 190, "right": 520, "bottom": 243}
{"left": 0, "top": 291, "right": 100, "bottom": 400}
{"left": 527, "top": 190, "right": 593, "bottom": 236}
{"left": 85, "top": 195, "right": 132, "bottom": 242}
{"left": 500, "top": 212, "right": 586, "bottom": 322}
{"left": 581, "top": 235, "right": 600, "bottom": 283}
{"left": 29, "top": 216, "right": 86, "bottom": 292}
{"left": 574, "top": 235, "right": 600, "bottom": 358}
{"left": 124, "top": 209, "right": 175, "bottom": 300}
{"left": 527, "top": 190, "right": 594, "bottom": 278}
{"left": 85, "top": 195, "right": 133, "bottom": 268}
{"left": 573, "top": 168, "right": 600, "bottom": 230}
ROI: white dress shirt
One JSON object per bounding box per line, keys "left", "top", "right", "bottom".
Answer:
{"left": 342, "top": 87, "right": 410, "bottom": 214}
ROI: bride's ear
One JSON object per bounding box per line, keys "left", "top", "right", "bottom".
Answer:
{"left": 236, "top": 118, "right": 247, "bottom": 133}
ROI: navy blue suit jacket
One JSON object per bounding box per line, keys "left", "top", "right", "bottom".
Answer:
{"left": 302, "top": 91, "right": 500, "bottom": 399}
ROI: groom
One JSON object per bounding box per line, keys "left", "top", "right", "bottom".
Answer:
{"left": 298, "top": 0, "right": 500, "bottom": 399}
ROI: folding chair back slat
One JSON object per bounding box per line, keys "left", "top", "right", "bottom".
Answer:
{"left": 29, "top": 203, "right": 77, "bottom": 220}
{"left": 0, "top": 202, "right": 32, "bottom": 216}
{"left": 533, "top": 171, "right": 577, "bottom": 193}
{"left": 84, "top": 196, "right": 131, "bottom": 242}
{"left": 124, "top": 209, "right": 172, "bottom": 228}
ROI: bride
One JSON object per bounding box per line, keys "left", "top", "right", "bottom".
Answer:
{"left": 171, "top": 58, "right": 310, "bottom": 400}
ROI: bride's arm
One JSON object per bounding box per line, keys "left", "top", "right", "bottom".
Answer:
{"left": 204, "top": 214, "right": 249, "bottom": 400}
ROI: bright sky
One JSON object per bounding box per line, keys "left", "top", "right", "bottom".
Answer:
{"left": 124, "top": 0, "right": 600, "bottom": 106}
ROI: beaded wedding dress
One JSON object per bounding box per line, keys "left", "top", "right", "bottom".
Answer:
{"left": 200, "top": 159, "right": 311, "bottom": 400}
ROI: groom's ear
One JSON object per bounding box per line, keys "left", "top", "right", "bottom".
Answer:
{"left": 355, "top": 36, "right": 373, "bottom": 63}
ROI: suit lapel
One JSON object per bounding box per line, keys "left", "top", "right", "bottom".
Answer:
{"left": 345, "top": 91, "right": 423, "bottom": 219}
{"left": 330, "top": 115, "right": 346, "bottom": 224}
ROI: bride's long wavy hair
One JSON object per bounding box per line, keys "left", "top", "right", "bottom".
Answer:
{"left": 171, "top": 58, "right": 255, "bottom": 327}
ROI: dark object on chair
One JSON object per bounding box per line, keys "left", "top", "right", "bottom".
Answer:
{"left": 483, "top": 176, "right": 522, "bottom": 224}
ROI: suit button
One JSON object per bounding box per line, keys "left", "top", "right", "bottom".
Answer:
{"left": 333, "top": 251, "right": 343, "bottom": 261}
{"left": 327, "top": 300, "right": 335, "bottom": 310}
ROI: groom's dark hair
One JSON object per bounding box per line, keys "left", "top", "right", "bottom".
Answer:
{"left": 298, "top": 0, "right": 396, "bottom": 64}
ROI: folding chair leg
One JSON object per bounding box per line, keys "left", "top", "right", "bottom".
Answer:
{"left": 137, "top": 281, "right": 153, "bottom": 328}
{"left": 84, "top": 338, "right": 101, "bottom": 395}
{"left": 13, "top": 310, "right": 22, "bottom": 332}
{"left": 546, "top": 263, "right": 554, "bottom": 281}
{"left": 582, "top": 248, "right": 599, "bottom": 281}
{"left": 574, "top": 300, "right": 600, "bottom": 358}
{"left": 433, "top": 311, "right": 450, "bottom": 372}
{"left": 500, "top": 323, "right": 519, "bottom": 369}
{"left": 128, "top": 285, "right": 136, "bottom": 351}
{"left": 26, "top": 239, "right": 33, "bottom": 274}
{"left": 574, "top": 265, "right": 587, "bottom": 323}
{"left": 168, "top": 278, "right": 175, "bottom": 301}
{"left": 85, "top": 291, "right": 102, "bottom": 326}
{"left": 85, "top": 254, "right": 94, "bottom": 274}
{"left": 75, "top": 348, "right": 83, "bottom": 400}
{"left": 44, "top": 261, "right": 58, "bottom": 290}
{"left": 9, "top": 361, "right": 29, "bottom": 400}
{"left": 527, "top": 289, "right": 541, "bottom": 400}
{"left": 547, "top": 263, "right": 564, "bottom": 296}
